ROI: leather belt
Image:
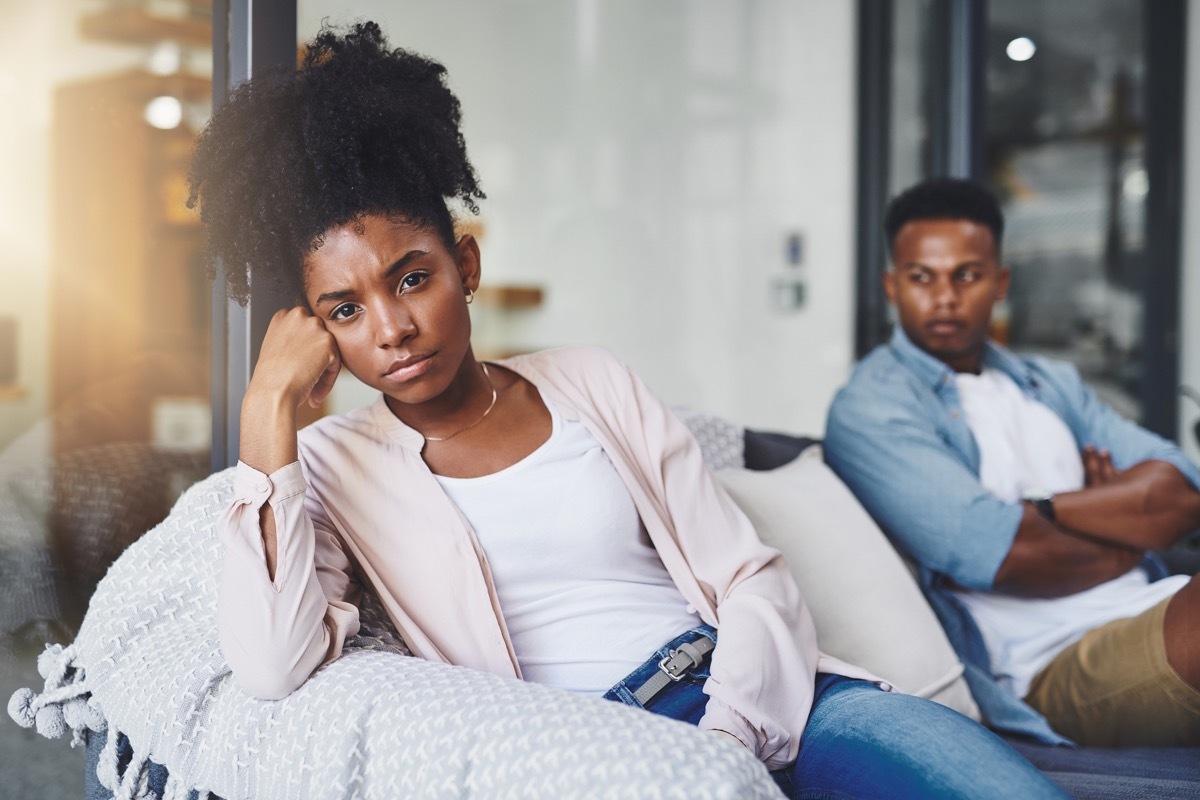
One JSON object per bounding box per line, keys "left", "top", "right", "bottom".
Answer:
{"left": 631, "top": 636, "right": 716, "bottom": 706}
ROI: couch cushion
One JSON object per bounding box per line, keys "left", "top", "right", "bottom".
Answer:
{"left": 1005, "top": 738, "right": 1200, "bottom": 800}
{"left": 743, "top": 429, "right": 819, "bottom": 471}
{"left": 716, "top": 446, "right": 980, "bottom": 719}
{"left": 675, "top": 410, "right": 744, "bottom": 471}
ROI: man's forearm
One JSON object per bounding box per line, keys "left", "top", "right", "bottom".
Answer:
{"left": 1052, "top": 460, "right": 1200, "bottom": 550}
{"left": 993, "top": 505, "right": 1145, "bottom": 598}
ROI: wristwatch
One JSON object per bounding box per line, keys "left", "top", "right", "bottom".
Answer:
{"left": 1022, "top": 491, "right": 1056, "bottom": 522}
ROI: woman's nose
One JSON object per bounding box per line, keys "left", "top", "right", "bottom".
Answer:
{"left": 375, "top": 305, "right": 416, "bottom": 348}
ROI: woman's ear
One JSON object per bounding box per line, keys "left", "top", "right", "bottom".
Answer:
{"left": 456, "top": 233, "right": 482, "bottom": 294}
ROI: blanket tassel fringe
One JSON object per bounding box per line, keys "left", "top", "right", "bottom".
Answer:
{"left": 8, "top": 643, "right": 212, "bottom": 800}
{"left": 7, "top": 643, "right": 104, "bottom": 747}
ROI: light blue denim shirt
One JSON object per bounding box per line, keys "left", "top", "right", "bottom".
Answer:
{"left": 824, "top": 326, "right": 1200, "bottom": 744}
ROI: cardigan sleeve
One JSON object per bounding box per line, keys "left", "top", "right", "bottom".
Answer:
{"left": 615, "top": 359, "right": 823, "bottom": 770}
{"left": 216, "top": 460, "right": 361, "bottom": 700}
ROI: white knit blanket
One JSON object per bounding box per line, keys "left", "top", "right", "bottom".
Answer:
{"left": 9, "top": 468, "right": 781, "bottom": 800}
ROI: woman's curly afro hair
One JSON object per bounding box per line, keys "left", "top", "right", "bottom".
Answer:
{"left": 187, "top": 21, "right": 485, "bottom": 305}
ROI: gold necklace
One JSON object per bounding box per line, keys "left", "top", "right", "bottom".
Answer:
{"left": 423, "top": 363, "right": 497, "bottom": 443}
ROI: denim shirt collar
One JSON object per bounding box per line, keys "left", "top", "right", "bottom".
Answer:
{"left": 887, "top": 326, "right": 1039, "bottom": 395}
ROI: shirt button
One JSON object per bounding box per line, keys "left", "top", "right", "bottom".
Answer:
{"left": 685, "top": 604, "right": 697, "bottom": 614}
{"left": 255, "top": 481, "right": 271, "bottom": 494}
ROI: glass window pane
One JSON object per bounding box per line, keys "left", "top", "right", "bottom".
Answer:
{"left": 986, "top": 0, "right": 1146, "bottom": 420}
{"left": 0, "top": 3, "right": 213, "bottom": 793}
{"left": 890, "top": 0, "right": 933, "bottom": 198}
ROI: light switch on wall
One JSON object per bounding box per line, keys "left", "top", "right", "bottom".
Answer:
{"left": 771, "top": 278, "right": 806, "bottom": 312}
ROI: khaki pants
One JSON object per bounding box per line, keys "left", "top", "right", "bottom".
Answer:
{"left": 1024, "top": 596, "right": 1200, "bottom": 747}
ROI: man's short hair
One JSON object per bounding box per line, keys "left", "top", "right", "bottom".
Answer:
{"left": 884, "top": 178, "right": 1005, "bottom": 255}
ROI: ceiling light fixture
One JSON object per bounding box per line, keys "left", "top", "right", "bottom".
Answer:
{"left": 144, "top": 95, "right": 183, "bottom": 129}
{"left": 1006, "top": 37, "right": 1037, "bottom": 62}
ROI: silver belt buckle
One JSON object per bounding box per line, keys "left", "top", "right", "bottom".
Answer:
{"left": 657, "top": 648, "right": 694, "bottom": 681}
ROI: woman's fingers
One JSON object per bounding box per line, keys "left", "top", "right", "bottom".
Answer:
{"left": 308, "top": 349, "right": 342, "bottom": 408}
{"left": 251, "top": 306, "right": 341, "bottom": 409}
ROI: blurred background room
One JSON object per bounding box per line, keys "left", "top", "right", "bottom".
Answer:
{"left": 2, "top": 1, "right": 1199, "bottom": 795}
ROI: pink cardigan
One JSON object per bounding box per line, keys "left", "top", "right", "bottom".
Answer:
{"left": 218, "top": 346, "right": 880, "bottom": 770}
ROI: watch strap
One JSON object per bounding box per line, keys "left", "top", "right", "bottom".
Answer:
{"left": 1031, "top": 496, "right": 1055, "bottom": 522}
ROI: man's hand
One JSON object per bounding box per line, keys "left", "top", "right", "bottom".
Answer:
{"left": 996, "top": 453, "right": 1200, "bottom": 598}
{"left": 1054, "top": 459, "right": 1200, "bottom": 551}
{"left": 1082, "top": 445, "right": 1119, "bottom": 487}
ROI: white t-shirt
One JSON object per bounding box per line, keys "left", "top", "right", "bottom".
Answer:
{"left": 435, "top": 396, "right": 702, "bottom": 695}
{"left": 954, "top": 368, "right": 1186, "bottom": 699}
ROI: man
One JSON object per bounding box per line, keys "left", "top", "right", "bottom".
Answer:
{"left": 824, "top": 177, "right": 1200, "bottom": 747}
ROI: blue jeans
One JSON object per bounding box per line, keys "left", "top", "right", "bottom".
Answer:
{"left": 604, "top": 626, "right": 1068, "bottom": 800}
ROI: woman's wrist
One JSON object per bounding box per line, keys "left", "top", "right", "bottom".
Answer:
{"left": 239, "top": 391, "right": 300, "bottom": 474}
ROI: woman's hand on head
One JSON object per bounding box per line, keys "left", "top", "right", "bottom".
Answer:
{"left": 248, "top": 306, "right": 342, "bottom": 410}
{"left": 240, "top": 307, "right": 339, "bottom": 474}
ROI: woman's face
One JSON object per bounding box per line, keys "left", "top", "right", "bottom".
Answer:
{"left": 302, "top": 213, "right": 480, "bottom": 407}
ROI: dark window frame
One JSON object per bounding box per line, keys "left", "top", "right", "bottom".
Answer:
{"left": 210, "top": 0, "right": 298, "bottom": 471}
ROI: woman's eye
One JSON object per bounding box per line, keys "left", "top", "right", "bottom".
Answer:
{"left": 331, "top": 303, "right": 358, "bottom": 320}
{"left": 400, "top": 271, "right": 429, "bottom": 290}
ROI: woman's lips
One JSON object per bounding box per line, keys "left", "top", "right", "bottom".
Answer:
{"left": 383, "top": 353, "right": 435, "bottom": 383}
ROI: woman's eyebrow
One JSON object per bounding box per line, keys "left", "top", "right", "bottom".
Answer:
{"left": 314, "top": 250, "right": 429, "bottom": 306}
{"left": 315, "top": 287, "right": 354, "bottom": 306}
{"left": 383, "top": 249, "right": 428, "bottom": 279}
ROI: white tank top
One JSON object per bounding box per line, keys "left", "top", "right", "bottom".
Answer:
{"left": 434, "top": 397, "right": 702, "bottom": 695}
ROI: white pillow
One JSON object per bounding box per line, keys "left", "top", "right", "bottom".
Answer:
{"left": 717, "top": 446, "right": 980, "bottom": 720}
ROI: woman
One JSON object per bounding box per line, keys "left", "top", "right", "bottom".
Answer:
{"left": 190, "top": 22, "right": 1065, "bottom": 799}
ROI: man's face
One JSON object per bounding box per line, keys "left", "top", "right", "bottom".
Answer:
{"left": 884, "top": 218, "right": 1010, "bottom": 374}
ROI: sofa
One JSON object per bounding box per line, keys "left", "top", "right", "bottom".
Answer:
{"left": 0, "top": 427, "right": 208, "bottom": 658}
{"left": 9, "top": 414, "right": 1200, "bottom": 799}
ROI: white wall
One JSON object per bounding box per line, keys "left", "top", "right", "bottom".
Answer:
{"left": 1181, "top": 0, "right": 1200, "bottom": 464}
{"left": 312, "top": 0, "right": 859, "bottom": 435}
{"left": 0, "top": 0, "right": 145, "bottom": 449}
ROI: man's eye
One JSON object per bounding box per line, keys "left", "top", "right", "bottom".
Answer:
{"left": 400, "top": 272, "right": 429, "bottom": 290}
{"left": 958, "top": 270, "right": 981, "bottom": 283}
{"left": 331, "top": 303, "right": 358, "bottom": 320}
